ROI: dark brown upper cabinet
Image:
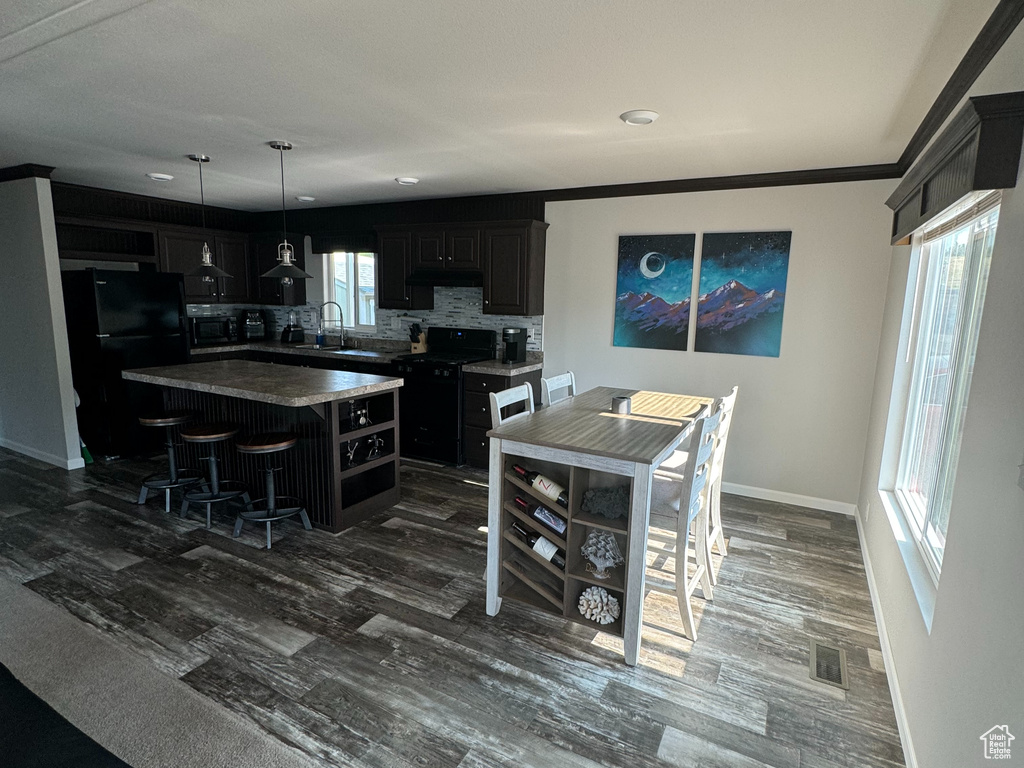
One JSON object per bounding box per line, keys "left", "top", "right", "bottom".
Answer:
{"left": 160, "top": 229, "right": 253, "bottom": 304}
{"left": 159, "top": 230, "right": 217, "bottom": 302}
{"left": 445, "top": 227, "right": 482, "bottom": 271}
{"left": 215, "top": 235, "right": 250, "bottom": 303}
{"left": 410, "top": 226, "right": 481, "bottom": 272}
{"left": 482, "top": 220, "right": 547, "bottom": 316}
{"left": 377, "top": 230, "right": 434, "bottom": 310}
{"left": 412, "top": 230, "right": 445, "bottom": 271}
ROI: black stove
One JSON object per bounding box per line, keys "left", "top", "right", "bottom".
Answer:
{"left": 394, "top": 327, "right": 496, "bottom": 464}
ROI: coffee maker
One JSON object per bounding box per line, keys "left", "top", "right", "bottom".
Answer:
{"left": 502, "top": 327, "right": 528, "bottom": 364}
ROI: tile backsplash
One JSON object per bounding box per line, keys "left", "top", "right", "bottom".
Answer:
{"left": 187, "top": 286, "right": 543, "bottom": 351}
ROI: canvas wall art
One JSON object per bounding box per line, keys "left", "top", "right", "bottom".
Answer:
{"left": 694, "top": 231, "right": 791, "bottom": 357}
{"left": 613, "top": 234, "right": 696, "bottom": 351}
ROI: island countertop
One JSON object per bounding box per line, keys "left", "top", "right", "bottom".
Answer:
{"left": 123, "top": 360, "right": 402, "bottom": 407}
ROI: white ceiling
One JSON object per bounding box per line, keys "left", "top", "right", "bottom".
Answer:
{"left": 0, "top": 0, "right": 999, "bottom": 211}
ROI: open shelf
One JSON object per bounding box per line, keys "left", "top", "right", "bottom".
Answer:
{"left": 502, "top": 556, "right": 563, "bottom": 610}
{"left": 503, "top": 501, "right": 568, "bottom": 549}
{"left": 566, "top": 577, "right": 624, "bottom": 637}
{"left": 571, "top": 510, "right": 628, "bottom": 534}
{"left": 339, "top": 451, "right": 396, "bottom": 480}
{"left": 503, "top": 529, "right": 566, "bottom": 581}
{"left": 338, "top": 419, "right": 396, "bottom": 443}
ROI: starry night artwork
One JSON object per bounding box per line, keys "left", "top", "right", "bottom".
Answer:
{"left": 694, "top": 231, "right": 791, "bottom": 357}
{"left": 613, "top": 234, "right": 696, "bottom": 351}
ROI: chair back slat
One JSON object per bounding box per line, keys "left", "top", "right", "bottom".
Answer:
{"left": 540, "top": 371, "right": 576, "bottom": 407}
{"left": 489, "top": 383, "right": 535, "bottom": 430}
{"left": 677, "top": 409, "right": 722, "bottom": 527}
{"left": 709, "top": 386, "right": 738, "bottom": 480}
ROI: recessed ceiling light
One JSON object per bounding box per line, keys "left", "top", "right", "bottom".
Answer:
{"left": 619, "top": 110, "right": 659, "bottom": 126}
{"left": 146, "top": 172, "right": 174, "bottom": 182}
{"left": 295, "top": 195, "right": 315, "bottom": 202}
{"left": 395, "top": 177, "right": 419, "bottom": 185}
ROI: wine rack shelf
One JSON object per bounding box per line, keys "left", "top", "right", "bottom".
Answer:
{"left": 498, "top": 457, "right": 631, "bottom": 638}
{"left": 503, "top": 501, "right": 568, "bottom": 549}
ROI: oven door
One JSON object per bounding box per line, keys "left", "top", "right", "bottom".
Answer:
{"left": 397, "top": 365, "right": 463, "bottom": 465}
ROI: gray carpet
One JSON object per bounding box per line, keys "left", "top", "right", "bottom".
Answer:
{"left": 0, "top": 577, "right": 320, "bottom": 768}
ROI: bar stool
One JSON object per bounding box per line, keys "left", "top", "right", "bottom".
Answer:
{"left": 180, "top": 423, "right": 250, "bottom": 529}
{"left": 233, "top": 433, "right": 311, "bottom": 550}
{"left": 137, "top": 411, "right": 202, "bottom": 514}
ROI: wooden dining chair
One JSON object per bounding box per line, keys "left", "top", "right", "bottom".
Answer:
{"left": 646, "top": 410, "right": 722, "bottom": 640}
{"left": 489, "top": 382, "right": 535, "bottom": 430}
{"left": 540, "top": 371, "right": 576, "bottom": 407}
{"left": 654, "top": 386, "right": 737, "bottom": 586}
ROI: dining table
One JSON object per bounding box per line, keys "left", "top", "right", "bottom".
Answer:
{"left": 485, "top": 385, "right": 713, "bottom": 666}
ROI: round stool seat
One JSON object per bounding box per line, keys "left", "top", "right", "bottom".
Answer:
{"left": 139, "top": 411, "right": 192, "bottom": 428}
{"left": 237, "top": 433, "right": 298, "bottom": 454}
{"left": 181, "top": 423, "right": 239, "bottom": 443}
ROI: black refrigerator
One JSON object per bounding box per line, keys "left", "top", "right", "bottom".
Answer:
{"left": 62, "top": 269, "right": 189, "bottom": 458}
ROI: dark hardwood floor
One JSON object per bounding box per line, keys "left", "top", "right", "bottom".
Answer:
{"left": 0, "top": 447, "right": 904, "bottom": 767}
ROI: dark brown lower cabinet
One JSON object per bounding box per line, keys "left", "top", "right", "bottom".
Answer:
{"left": 463, "top": 369, "right": 542, "bottom": 469}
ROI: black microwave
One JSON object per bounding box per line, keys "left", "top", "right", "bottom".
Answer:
{"left": 190, "top": 316, "right": 237, "bottom": 346}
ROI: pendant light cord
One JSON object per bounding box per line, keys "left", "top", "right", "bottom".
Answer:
{"left": 198, "top": 159, "right": 207, "bottom": 232}
{"left": 279, "top": 148, "right": 287, "bottom": 237}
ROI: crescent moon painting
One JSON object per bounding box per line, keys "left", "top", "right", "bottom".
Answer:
{"left": 638, "top": 252, "right": 666, "bottom": 279}
{"left": 614, "top": 234, "right": 695, "bottom": 351}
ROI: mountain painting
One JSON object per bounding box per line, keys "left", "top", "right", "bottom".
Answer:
{"left": 613, "top": 234, "right": 696, "bottom": 351}
{"left": 695, "top": 231, "right": 791, "bottom": 357}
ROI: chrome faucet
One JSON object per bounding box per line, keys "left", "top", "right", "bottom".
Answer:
{"left": 317, "top": 301, "right": 344, "bottom": 347}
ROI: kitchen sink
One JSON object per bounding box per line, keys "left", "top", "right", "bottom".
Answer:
{"left": 295, "top": 343, "right": 342, "bottom": 351}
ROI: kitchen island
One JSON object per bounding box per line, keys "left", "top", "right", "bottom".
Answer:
{"left": 123, "top": 360, "right": 402, "bottom": 532}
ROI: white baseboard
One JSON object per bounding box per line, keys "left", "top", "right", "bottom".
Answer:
{"left": 0, "top": 437, "right": 85, "bottom": 470}
{"left": 721, "top": 482, "right": 857, "bottom": 516}
{"left": 855, "top": 509, "right": 917, "bottom": 768}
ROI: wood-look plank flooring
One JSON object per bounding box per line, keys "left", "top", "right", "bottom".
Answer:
{"left": 0, "top": 447, "right": 905, "bottom": 767}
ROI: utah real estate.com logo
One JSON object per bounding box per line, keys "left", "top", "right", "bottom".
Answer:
{"left": 980, "top": 725, "right": 1014, "bottom": 760}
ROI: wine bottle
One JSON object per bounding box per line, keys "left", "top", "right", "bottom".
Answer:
{"left": 510, "top": 521, "right": 566, "bottom": 569}
{"left": 513, "top": 496, "right": 567, "bottom": 537}
{"left": 512, "top": 464, "right": 569, "bottom": 508}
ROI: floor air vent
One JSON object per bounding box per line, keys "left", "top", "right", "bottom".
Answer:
{"left": 809, "top": 640, "right": 849, "bottom": 690}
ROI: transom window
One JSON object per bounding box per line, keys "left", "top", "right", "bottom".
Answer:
{"left": 324, "top": 252, "right": 376, "bottom": 330}
{"left": 892, "top": 192, "right": 999, "bottom": 578}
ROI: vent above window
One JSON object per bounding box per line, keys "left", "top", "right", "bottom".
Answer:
{"left": 886, "top": 91, "right": 1024, "bottom": 244}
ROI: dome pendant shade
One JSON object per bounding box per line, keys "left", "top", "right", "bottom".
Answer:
{"left": 262, "top": 240, "right": 312, "bottom": 287}
{"left": 189, "top": 242, "right": 231, "bottom": 282}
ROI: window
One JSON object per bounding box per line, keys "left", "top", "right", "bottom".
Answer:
{"left": 892, "top": 193, "right": 999, "bottom": 578}
{"left": 324, "top": 252, "right": 376, "bottom": 329}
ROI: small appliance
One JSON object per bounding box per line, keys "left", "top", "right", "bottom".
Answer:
{"left": 502, "top": 327, "right": 528, "bottom": 364}
{"left": 190, "top": 316, "right": 237, "bottom": 346}
{"left": 280, "top": 310, "right": 305, "bottom": 343}
{"left": 240, "top": 309, "right": 266, "bottom": 340}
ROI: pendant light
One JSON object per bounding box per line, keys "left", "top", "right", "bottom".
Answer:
{"left": 186, "top": 153, "right": 231, "bottom": 283}
{"left": 261, "top": 140, "right": 312, "bottom": 287}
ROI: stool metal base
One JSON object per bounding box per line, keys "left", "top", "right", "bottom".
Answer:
{"left": 182, "top": 480, "right": 251, "bottom": 529}
{"left": 233, "top": 497, "right": 312, "bottom": 549}
{"left": 138, "top": 469, "right": 203, "bottom": 514}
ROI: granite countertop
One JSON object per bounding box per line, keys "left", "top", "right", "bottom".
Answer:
{"left": 191, "top": 340, "right": 543, "bottom": 374}
{"left": 463, "top": 355, "right": 543, "bottom": 375}
{"left": 123, "top": 360, "right": 402, "bottom": 407}
{"left": 190, "top": 341, "right": 400, "bottom": 364}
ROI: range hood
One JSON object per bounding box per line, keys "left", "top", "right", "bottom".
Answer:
{"left": 405, "top": 270, "right": 483, "bottom": 287}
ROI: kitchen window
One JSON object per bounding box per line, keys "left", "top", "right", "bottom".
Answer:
{"left": 325, "top": 252, "right": 376, "bottom": 330}
{"left": 888, "top": 192, "right": 999, "bottom": 581}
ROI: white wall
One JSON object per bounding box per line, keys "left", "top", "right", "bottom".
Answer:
{"left": 544, "top": 180, "right": 895, "bottom": 509}
{"left": 0, "top": 177, "right": 82, "bottom": 469}
{"left": 856, "top": 23, "right": 1024, "bottom": 768}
